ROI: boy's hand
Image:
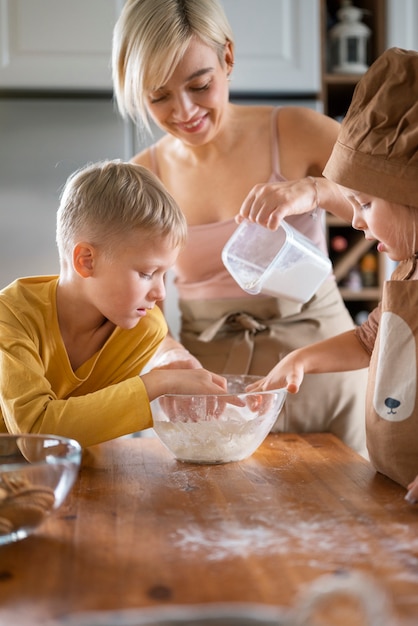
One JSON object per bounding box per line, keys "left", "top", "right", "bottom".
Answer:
{"left": 142, "top": 368, "right": 227, "bottom": 402}
{"left": 146, "top": 369, "right": 228, "bottom": 423}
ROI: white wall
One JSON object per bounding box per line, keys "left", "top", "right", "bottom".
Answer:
{"left": 0, "top": 97, "right": 125, "bottom": 282}
{"left": 386, "top": 0, "right": 418, "bottom": 50}
{"left": 0, "top": 96, "right": 184, "bottom": 336}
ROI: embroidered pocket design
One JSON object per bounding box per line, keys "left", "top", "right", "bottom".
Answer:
{"left": 373, "top": 311, "right": 416, "bottom": 421}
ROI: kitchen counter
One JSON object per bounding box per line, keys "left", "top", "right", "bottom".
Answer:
{"left": 1, "top": 433, "right": 417, "bottom": 625}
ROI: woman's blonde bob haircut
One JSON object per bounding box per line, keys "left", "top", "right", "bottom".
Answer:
{"left": 56, "top": 160, "right": 187, "bottom": 262}
{"left": 112, "top": 0, "right": 234, "bottom": 130}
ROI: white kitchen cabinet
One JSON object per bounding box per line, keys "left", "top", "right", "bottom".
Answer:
{"left": 0, "top": 0, "right": 320, "bottom": 94}
{"left": 0, "top": 0, "right": 122, "bottom": 90}
{"left": 223, "top": 0, "right": 321, "bottom": 93}
{"left": 386, "top": 0, "right": 418, "bottom": 50}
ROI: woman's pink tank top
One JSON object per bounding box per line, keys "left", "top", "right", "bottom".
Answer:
{"left": 149, "top": 108, "right": 328, "bottom": 301}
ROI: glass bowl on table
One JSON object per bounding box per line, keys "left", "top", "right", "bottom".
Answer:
{"left": 48, "top": 571, "right": 395, "bottom": 626}
{"left": 0, "top": 433, "right": 82, "bottom": 545}
{"left": 150, "top": 374, "right": 287, "bottom": 464}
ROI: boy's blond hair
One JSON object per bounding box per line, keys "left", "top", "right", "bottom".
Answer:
{"left": 56, "top": 160, "right": 187, "bottom": 263}
{"left": 112, "top": 0, "right": 234, "bottom": 131}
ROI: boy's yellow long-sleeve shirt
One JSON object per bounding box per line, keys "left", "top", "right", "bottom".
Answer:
{"left": 0, "top": 276, "right": 167, "bottom": 447}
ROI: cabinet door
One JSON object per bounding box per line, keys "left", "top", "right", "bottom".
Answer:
{"left": 222, "top": 0, "right": 320, "bottom": 93}
{"left": 0, "top": 0, "right": 121, "bottom": 90}
{"left": 387, "top": 0, "right": 418, "bottom": 50}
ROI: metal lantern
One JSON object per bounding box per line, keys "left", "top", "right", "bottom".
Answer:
{"left": 329, "top": 0, "right": 371, "bottom": 74}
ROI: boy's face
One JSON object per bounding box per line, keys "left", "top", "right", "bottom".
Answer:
{"left": 339, "top": 185, "right": 416, "bottom": 262}
{"left": 85, "top": 232, "right": 178, "bottom": 330}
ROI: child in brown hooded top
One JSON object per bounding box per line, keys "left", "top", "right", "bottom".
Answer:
{"left": 244, "top": 47, "right": 418, "bottom": 503}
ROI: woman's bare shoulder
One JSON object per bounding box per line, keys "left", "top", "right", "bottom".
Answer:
{"left": 274, "top": 106, "right": 341, "bottom": 177}
{"left": 277, "top": 105, "right": 340, "bottom": 137}
{"left": 231, "top": 102, "right": 274, "bottom": 122}
{"left": 132, "top": 133, "right": 176, "bottom": 167}
{"left": 131, "top": 147, "right": 152, "bottom": 167}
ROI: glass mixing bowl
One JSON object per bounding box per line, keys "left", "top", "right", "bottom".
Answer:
{"left": 151, "top": 375, "right": 286, "bottom": 464}
{"left": 0, "top": 433, "right": 82, "bottom": 545}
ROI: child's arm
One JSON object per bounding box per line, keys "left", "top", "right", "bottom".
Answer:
{"left": 246, "top": 330, "right": 370, "bottom": 394}
{"left": 146, "top": 334, "right": 202, "bottom": 370}
{"left": 405, "top": 476, "right": 418, "bottom": 505}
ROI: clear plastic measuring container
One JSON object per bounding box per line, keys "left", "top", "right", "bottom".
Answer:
{"left": 222, "top": 220, "right": 332, "bottom": 303}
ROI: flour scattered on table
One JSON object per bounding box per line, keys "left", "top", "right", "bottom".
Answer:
{"left": 172, "top": 516, "right": 367, "bottom": 561}
{"left": 171, "top": 514, "right": 418, "bottom": 581}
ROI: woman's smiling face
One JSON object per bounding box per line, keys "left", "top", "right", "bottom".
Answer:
{"left": 146, "top": 38, "right": 232, "bottom": 146}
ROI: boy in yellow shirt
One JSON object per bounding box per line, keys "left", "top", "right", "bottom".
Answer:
{"left": 0, "top": 160, "right": 226, "bottom": 447}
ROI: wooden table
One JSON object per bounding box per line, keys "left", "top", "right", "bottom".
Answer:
{"left": 1, "top": 433, "right": 418, "bottom": 625}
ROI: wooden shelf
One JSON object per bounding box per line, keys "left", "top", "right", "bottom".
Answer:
{"left": 321, "top": 0, "right": 387, "bottom": 323}
{"left": 323, "top": 73, "right": 363, "bottom": 85}
{"left": 332, "top": 237, "right": 376, "bottom": 283}
{"left": 321, "top": 0, "right": 387, "bottom": 118}
{"left": 339, "top": 287, "right": 381, "bottom": 301}
{"left": 326, "top": 215, "right": 350, "bottom": 227}
{"left": 327, "top": 215, "right": 384, "bottom": 320}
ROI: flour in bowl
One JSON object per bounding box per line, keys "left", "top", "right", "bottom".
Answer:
{"left": 153, "top": 415, "right": 275, "bottom": 464}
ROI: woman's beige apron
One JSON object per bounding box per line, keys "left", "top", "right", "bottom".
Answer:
{"left": 179, "top": 280, "right": 368, "bottom": 455}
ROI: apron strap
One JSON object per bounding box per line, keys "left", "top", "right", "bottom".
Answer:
{"left": 198, "top": 311, "right": 267, "bottom": 342}
{"left": 198, "top": 312, "right": 268, "bottom": 375}
{"left": 223, "top": 329, "right": 255, "bottom": 374}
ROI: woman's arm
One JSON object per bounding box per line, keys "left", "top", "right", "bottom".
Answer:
{"left": 238, "top": 107, "right": 353, "bottom": 228}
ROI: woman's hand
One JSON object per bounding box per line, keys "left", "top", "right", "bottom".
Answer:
{"left": 237, "top": 177, "right": 319, "bottom": 231}
{"left": 237, "top": 176, "right": 353, "bottom": 229}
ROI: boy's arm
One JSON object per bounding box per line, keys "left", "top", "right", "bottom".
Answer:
{"left": 246, "top": 330, "right": 370, "bottom": 394}
{"left": 146, "top": 334, "right": 202, "bottom": 370}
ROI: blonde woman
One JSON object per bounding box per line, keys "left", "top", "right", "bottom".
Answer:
{"left": 112, "top": 0, "right": 368, "bottom": 455}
